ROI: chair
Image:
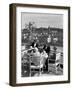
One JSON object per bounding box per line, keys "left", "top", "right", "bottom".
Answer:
{"left": 48, "top": 51, "right": 61, "bottom": 74}
{"left": 29, "top": 51, "right": 48, "bottom": 76}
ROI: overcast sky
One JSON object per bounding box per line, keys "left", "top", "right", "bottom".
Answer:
{"left": 21, "top": 12, "right": 63, "bottom": 29}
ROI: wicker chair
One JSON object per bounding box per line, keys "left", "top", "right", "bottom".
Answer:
{"left": 29, "top": 51, "right": 48, "bottom": 76}
{"left": 48, "top": 52, "right": 61, "bottom": 74}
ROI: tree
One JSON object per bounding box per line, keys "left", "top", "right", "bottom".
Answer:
{"left": 25, "top": 22, "right": 36, "bottom": 41}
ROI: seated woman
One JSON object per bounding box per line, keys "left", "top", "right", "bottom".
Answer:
{"left": 40, "top": 49, "right": 48, "bottom": 69}
{"left": 30, "top": 40, "right": 38, "bottom": 48}
{"left": 30, "top": 40, "right": 39, "bottom": 53}
{"left": 40, "top": 49, "right": 48, "bottom": 59}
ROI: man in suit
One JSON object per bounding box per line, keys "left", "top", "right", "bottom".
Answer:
{"left": 45, "top": 45, "right": 50, "bottom": 56}
{"left": 43, "top": 45, "right": 51, "bottom": 72}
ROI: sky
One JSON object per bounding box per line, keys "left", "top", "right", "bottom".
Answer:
{"left": 21, "top": 12, "right": 63, "bottom": 29}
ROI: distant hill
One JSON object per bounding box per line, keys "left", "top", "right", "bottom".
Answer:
{"left": 22, "top": 27, "right": 63, "bottom": 46}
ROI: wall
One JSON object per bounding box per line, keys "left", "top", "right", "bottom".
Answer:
{"left": 0, "top": 0, "right": 72, "bottom": 90}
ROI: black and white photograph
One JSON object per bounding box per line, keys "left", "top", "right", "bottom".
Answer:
{"left": 9, "top": 4, "right": 70, "bottom": 86}
{"left": 21, "top": 13, "right": 63, "bottom": 77}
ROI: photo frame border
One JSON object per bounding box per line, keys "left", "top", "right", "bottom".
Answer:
{"left": 9, "top": 3, "right": 70, "bottom": 86}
